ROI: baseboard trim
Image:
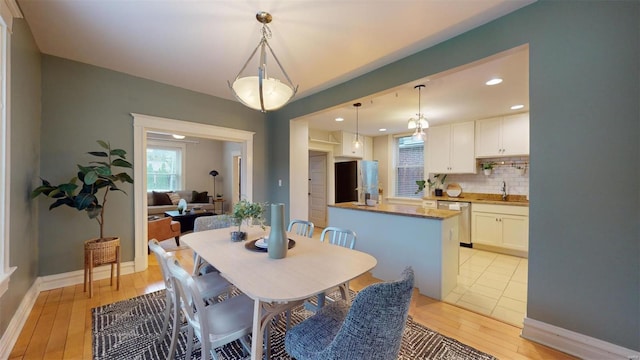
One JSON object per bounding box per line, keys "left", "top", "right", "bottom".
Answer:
{"left": 0, "top": 261, "right": 137, "bottom": 358}
{"left": 522, "top": 317, "right": 640, "bottom": 359}
{"left": 0, "top": 278, "right": 41, "bottom": 360}
{"left": 39, "top": 261, "right": 136, "bottom": 291}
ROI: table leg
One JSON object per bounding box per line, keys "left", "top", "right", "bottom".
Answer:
{"left": 250, "top": 300, "right": 263, "bottom": 360}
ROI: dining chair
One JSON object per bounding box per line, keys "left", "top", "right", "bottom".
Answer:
{"left": 311, "top": 226, "right": 358, "bottom": 308}
{"left": 148, "top": 240, "right": 232, "bottom": 358}
{"left": 166, "top": 254, "right": 254, "bottom": 360}
{"left": 319, "top": 226, "right": 357, "bottom": 249}
{"left": 285, "top": 267, "right": 415, "bottom": 360}
{"left": 287, "top": 219, "right": 315, "bottom": 237}
{"left": 192, "top": 215, "right": 232, "bottom": 275}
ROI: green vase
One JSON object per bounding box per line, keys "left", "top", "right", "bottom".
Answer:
{"left": 268, "top": 203, "right": 287, "bottom": 259}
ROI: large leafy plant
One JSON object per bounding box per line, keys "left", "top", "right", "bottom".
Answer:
{"left": 31, "top": 140, "right": 134, "bottom": 240}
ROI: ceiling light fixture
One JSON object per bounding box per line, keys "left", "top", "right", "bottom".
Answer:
{"left": 352, "top": 103, "right": 363, "bottom": 150}
{"left": 335, "top": 117, "right": 344, "bottom": 122}
{"left": 172, "top": 134, "right": 186, "bottom": 139}
{"left": 510, "top": 104, "right": 524, "bottom": 110}
{"left": 228, "top": 11, "right": 298, "bottom": 113}
{"left": 485, "top": 78, "right": 503, "bottom": 86}
{"left": 408, "top": 84, "right": 428, "bottom": 141}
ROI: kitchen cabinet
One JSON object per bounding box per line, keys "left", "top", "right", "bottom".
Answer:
{"left": 475, "top": 113, "right": 529, "bottom": 157}
{"left": 471, "top": 203, "right": 528, "bottom": 252}
{"left": 333, "top": 131, "right": 370, "bottom": 159}
{"left": 427, "top": 121, "right": 476, "bottom": 173}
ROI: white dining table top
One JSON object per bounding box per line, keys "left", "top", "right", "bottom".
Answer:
{"left": 181, "top": 226, "right": 378, "bottom": 303}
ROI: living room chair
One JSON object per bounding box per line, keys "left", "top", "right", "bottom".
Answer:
{"left": 192, "top": 215, "right": 232, "bottom": 275}
{"left": 147, "top": 217, "right": 181, "bottom": 253}
{"left": 285, "top": 267, "right": 415, "bottom": 360}
{"left": 148, "top": 240, "right": 233, "bottom": 359}
{"left": 287, "top": 219, "right": 315, "bottom": 237}
{"left": 166, "top": 254, "right": 253, "bottom": 360}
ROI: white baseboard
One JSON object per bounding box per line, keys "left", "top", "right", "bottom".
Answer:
{"left": 0, "top": 278, "right": 41, "bottom": 360}
{"left": 0, "top": 261, "right": 137, "bottom": 359}
{"left": 39, "top": 261, "right": 135, "bottom": 291}
{"left": 522, "top": 317, "right": 640, "bottom": 360}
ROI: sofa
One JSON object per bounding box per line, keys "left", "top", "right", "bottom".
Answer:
{"left": 148, "top": 190, "right": 216, "bottom": 216}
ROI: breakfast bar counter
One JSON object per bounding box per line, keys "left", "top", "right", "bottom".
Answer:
{"left": 328, "top": 203, "right": 459, "bottom": 300}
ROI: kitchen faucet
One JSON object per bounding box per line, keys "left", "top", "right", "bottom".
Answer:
{"left": 501, "top": 181, "right": 507, "bottom": 200}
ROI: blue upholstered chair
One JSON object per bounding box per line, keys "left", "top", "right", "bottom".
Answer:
{"left": 285, "top": 267, "right": 414, "bottom": 360}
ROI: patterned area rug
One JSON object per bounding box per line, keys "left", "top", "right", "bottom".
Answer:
{"left": 92, "top": 290, "right": 498, "bottom": 360}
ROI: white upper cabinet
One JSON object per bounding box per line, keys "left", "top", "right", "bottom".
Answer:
{"left": 427, "top": 121, "right": 476, "bottom": 174}
{"left": 475, "top": 113, "right": 529, "bottom": 157}
{"left": 333, "top": 131, "right": 368, "bottom": 159}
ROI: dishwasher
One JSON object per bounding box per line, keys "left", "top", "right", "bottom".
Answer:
{"left": 437, "top": 201, "right": 471, "bottom": 247}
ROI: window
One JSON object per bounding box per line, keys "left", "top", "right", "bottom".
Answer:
{"left": 395, "top": 135, "right": 424, "bottom": 198}
{"left": 146, "top": 142, "right": 185, "bottom": 191}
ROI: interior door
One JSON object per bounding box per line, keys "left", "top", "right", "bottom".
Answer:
{"left": 309, "top": 154, "right": 327, "bottom": 227}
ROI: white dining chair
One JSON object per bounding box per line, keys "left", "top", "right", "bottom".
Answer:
{"left": 192, "top": 215, "right": 232, "bottom": 275}
{"left": 320, "top": 226, "right": 357, "bottom": 249}
{"left": 167, "top": 254, "right": 254, "bottom": 360}
{"left": 148, "top": 240, "right": 232, "bottom": 358}
{"left": 287, "top": 219, "right": 315, "bottom": 238}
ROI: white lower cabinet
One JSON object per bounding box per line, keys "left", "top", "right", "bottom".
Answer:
{"left": 471, "top": 203, "right": 529, "bottom": 251}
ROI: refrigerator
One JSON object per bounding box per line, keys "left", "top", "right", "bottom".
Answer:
{"left": 335, "top": 160, "right": 378, "bottom": 204}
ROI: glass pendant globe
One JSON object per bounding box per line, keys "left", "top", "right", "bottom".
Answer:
{"left": 232, "top": 76, "right": 295, "bottom": 112}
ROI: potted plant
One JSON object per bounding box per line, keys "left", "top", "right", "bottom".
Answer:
{"left": 31, "top": 141, "right": 133, "bottom": 296}
{"left": 481, "top": 162, "right": 496, "bottom": 175}
{"left": 230, "top": 199, "right": 266, "bottom": 241}
{"left": 515, "top": 164, "right": 526, "bottom": 176}
{"left": 415, "top": 174, "right": 447, "bottom": 196}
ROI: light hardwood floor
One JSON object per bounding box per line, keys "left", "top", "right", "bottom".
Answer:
{"left": 9, "top": 246, "right": 575, "bottom": 360}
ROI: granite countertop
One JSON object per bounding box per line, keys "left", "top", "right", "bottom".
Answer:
{"left": 329, "top": 202, "right": 460, "bottom": 220}
{"left": 423, "top": 192, "right": 529, "bottom": 207}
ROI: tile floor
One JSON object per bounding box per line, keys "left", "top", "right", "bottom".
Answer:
{"left": 444, "top": 247, "right": 528, "bottom": 327}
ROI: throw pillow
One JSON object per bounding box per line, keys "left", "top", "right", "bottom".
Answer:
{"left": 192, "top": 190, "right": 209, "bottom": 203}
{"left": 167, "top": 192, "right": 181, "bottom": 205}
{"left": 152, "top": 191, "right": 172, "bottom": 206}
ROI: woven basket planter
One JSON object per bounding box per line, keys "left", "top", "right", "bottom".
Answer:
{"left": 84, "top": 237, "right": 120, "bottom": 297}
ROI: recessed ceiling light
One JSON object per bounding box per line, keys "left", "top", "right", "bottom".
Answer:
{"left": 172, "top": 134, "right": 185, "bottom": 139}
{"left": 510, "top": 104, "right": 524, "bottom": 110}
{"left": 485, "top": 78, "right": 503, "bottom": 86}
{"left": 378, "top": 128, "right": 387, "bottom": 132}
{"left": 335, "top": 117, "right": 344, "bottom": 122}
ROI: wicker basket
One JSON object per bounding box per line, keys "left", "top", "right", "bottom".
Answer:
{"left": 84, "top": 237, "right": 119, "bottom": 266}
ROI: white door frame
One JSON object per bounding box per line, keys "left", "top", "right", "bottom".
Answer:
{"left": 132, "top": 113, "right": 255, "bottom": 271}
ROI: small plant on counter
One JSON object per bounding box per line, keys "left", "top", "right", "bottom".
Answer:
{"left": 415, "top": 174, "right": 447, "bottom": 194}
{"left": 481, "top": 162, "right": 496, "bottom": 170}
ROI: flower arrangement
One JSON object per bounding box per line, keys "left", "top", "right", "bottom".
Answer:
{"left": 231, "top": 199, "right": 266, "bottom": 232}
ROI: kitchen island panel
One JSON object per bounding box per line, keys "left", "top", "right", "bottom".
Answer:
{"left": 328, "top": 206, "right": 459, "bottom": 300}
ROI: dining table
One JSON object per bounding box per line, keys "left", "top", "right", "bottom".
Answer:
{"left": 181, "top": 225, "right": 377, "bottom": 360}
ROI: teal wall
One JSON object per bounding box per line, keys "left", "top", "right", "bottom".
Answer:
{"left": 269, "top": 1, "right": 640, "bottom": 351}
{"left": 0, "top": 19, "right": 41, "bottom": 340}
{"left": 38, "top": 56, "right": 266, "bottom": 275}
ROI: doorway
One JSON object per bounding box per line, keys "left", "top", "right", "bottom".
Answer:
{"left": 309, "top": 152, "right": 328, "bottom": 227}
{"left": 132, "top": 113, "right": 255, "bottom": 271}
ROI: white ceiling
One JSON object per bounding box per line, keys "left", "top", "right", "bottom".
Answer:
{"left": 18, "top": 0, "right": 533, "bottom": 135}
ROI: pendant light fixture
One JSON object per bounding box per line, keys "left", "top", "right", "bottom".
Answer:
{"left": 352, "top": 102, "right": 363, "bottom": 150}
{"left": 228, "top": 11, "right": 298, "bottom": 112}
{"left": 408, "top": 84, "right": 429, "bottom": 141}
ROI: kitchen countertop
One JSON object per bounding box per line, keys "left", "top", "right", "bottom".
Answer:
{"left": 329, "top": 202, "right": 460, "bottom": 220}
{"left": 423, "top": 192, "right": 529, "bottom": 206}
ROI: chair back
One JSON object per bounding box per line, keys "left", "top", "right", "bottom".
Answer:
{"left": 148, "top": 239, "right": 172, "bottom": 290}
{"left": 331, "top": 267, "right": 414, "bottom": 358}
{"left": 166, "top": 255, "right": 207, "bottom": 340}
{"left": 194, "top": 215, "right": 232, "bottom": 232}
{"left": 320, "top": 227, "right": 357, "bottom": 249}
{"left": 287, "top": 219, "right": 315, "bottom": 238}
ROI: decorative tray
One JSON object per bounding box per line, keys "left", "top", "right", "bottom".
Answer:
{"left": 244, "top": 238, "right": 296, "bottom": 252}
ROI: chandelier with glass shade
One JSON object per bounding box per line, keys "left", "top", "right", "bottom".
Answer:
{"left": 228, "top": 11, "right": 298, "bottom": 112}
{"left": 408, "top": 84, "right": 429, "bottom": 140}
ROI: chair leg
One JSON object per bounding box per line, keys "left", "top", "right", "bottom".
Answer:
{"left": 175, "top": 235, "right": 180, "bottom": 247}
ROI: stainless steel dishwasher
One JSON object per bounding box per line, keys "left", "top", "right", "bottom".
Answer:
{"left": 437, "top": 201, "right": 471, "bottom": 247}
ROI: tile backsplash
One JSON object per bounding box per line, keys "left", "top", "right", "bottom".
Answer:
{"left": 434, "top": 156, "right": 529, "bottom": 197}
